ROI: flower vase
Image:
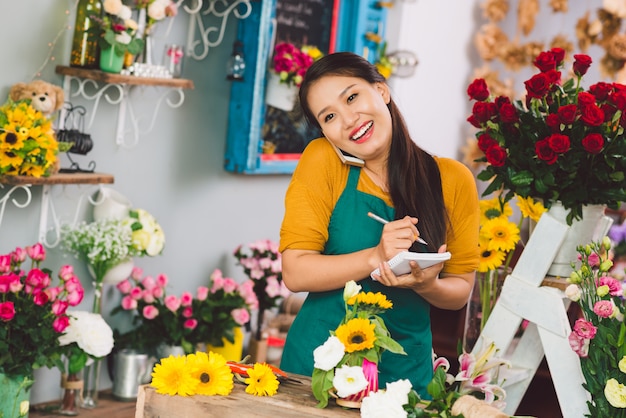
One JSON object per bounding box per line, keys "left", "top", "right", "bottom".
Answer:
{"left": 58, "top": 373, "right": 83, "bottom": 415}
{"left": 265, "top": 72, "right": 298, "bottom": 112}
{"left": 535, "top": 202, "right": 613, "bottom": 277}
{"left": 0, "top": 372, "right": 34, "bottom": 418}
{"left": 81, "top": 360, "right": 102, "bottom": 409}
{"left": 462, "top": 269, "right": 506, "bottom": 352}
{"left": 334, "top": 359, "right": 378, "bottom": 408}
{"left": 111, "top": 349, "right": 154, "bottom": 401}
{"left": 101, "top": 258, "right": 134, "bottom": 285}
{"left": 99, "top": 45, "right": 124, "bottom": 74}
{"left": 93, "top": 187, "right": 132, "bottom": 221}
{"left": 206, "top": 327, "right": 244, "bottom": 362}
{"left": 155, "top": 344, "right": 185, "bottom": 360}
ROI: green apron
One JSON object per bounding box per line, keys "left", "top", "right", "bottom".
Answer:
{"left": 280, "top": 166, "right": 433, "bottom": 396}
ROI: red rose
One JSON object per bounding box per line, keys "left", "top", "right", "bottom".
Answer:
{"left": 609, "top": 90, "right": 626, "bottom": 111}
{"left": 557, "top": 104, "right": 578, "bottom": 125}
{"left": 535, "top": 138, "right": 558, "bottom": 164}
{"left": 580, "top": 104, "right": 605, "bottom": 126}
{"left": 578, "top": 91, "right": 596, "bottom": 107}
{"left": 477, "top": 133, "right": 498, "bottom": 152}
{"left": 573, "top": 54, "right": 592, "bottom": 76}
{"left": 467, "top": 78, "right": 490, "bottom": 101}
{"left": 546, "top": 113, "right": 561, "bottom": 130}
{"left": 494, "top": 96, "right": 512, "bottom": 107}
{"left": 485, "top": 144, "right": 507, "bottom": 167}
{"left": 590, "top": 82, "right": 613, "bottom": 101}
{"left": 534, "top": 51, "right": 557, "bottom": 72}
{"left": 601, "top": 103, "right": 617, "bottom": 122}
{"left": 551, "top": 47, "right": 565, "bottom": 66}
{"left": 467, "top": 115, "right": 481, "bottom": 128}
{"left": 545, "top": 69, "right": 561, "bottom": 85}
{"left": 547, "top": 133, "right": 571, "bottom": 153}
{"left": 581, "top": 133, "right": 604, "bottom": 154}
{"left": 471, "top": 101, "right": 497, "bottom": 123}
{"left": 0, "top": 301, "right": 15, "bottom": 321}
{"left": 498, "top": 102, "right": 519, "bottom": 123}
{"left": 524, "top": 73, "right": 551, "bottom": 98}
{"left": 33, "top": 290, "right": 49, "bottom": 306}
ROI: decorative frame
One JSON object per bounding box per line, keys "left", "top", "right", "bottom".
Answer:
{"left": 224, "top": 0, "right": 388, "bottom": 174}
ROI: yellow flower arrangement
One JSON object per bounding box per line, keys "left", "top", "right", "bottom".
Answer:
{"left": 150, "top": 351, "right": 280, "bottom": 398}
{"left": 0, "top": 99, "right": 58, "bottom": 177}
{"left": 475, "top": 195, "right": 546, "bottom": 330}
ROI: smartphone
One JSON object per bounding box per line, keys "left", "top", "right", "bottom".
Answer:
{"left": 326, "top": 139, "right": 365, "bottom": 167}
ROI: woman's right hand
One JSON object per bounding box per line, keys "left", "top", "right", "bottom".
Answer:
{"left": 376, "top": 215, "right": 419, "bottom": 261}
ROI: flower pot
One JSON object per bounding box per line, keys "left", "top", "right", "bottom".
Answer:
{"left": 0, "top": 372, "right": 33, "bottom": 418}
{"left": 535, "top": 203, "right": 614, "bottom": 277}
{"left": 99, "top": 45, "right": 124, "bottom": 73}
{"left": 111, "top": 349, "right": 154, "bottom": 401}
{"left": 265, "top": 72, "right": 298, "bottom": 112}
{"left": 206, "top": 327, "right": 244, "bottom": 362}
{"left": 93, "top": 187, "right": 132, "bottom": 221}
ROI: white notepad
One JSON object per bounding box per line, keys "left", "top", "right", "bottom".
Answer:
{"left": 370, "top": 251, "right": 451, "bottom": 279}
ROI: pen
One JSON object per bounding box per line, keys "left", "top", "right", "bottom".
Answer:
{"left": 367, "top": 212, "right": 428, "bottom": 246}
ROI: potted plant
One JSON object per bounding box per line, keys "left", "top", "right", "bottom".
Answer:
{"left": 0, "top": 243, "right": 84, "bottom": 417}
{"left": 90, "top": 0, "right": 144, "bottom": 73}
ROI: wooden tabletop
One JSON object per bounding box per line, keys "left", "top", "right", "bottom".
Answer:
{"left": 30, "top": 391, "right": 136, "bottom": 418}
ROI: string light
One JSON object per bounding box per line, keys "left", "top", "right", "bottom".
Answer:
{"left": 31, "top": 1, "right": 80, "bottom": 79}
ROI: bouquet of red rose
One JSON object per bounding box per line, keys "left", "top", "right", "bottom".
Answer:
{"left": 467, "top": 48, "right": 626, "bottom": 225}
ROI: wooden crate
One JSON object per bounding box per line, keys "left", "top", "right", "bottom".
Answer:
{"left": 135, "top": 375, "right": 358, "bottom": 418}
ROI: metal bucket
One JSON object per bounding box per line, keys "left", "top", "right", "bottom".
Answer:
{"left": 111, "top": 349, "right": 154, "bottom": 401}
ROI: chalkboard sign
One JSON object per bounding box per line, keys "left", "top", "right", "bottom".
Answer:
{"left": 275, "top": 0, "right": 336, "bottom": 53}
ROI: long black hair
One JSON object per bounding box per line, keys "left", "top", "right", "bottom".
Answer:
{"left": 298, "top": 52, "right": 448, "bottom": 250}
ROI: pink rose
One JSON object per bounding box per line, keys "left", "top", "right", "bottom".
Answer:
{"left": 593, "top": 300, "right": 614, "bottom": 318}
{"left": 26, "top": 268, "right": 49, "bottom": 291}
{"left": 116, "top": 279, "right": 132, "bottom": 294}
{"left": 183, "top": 319, "right": 198, "bottom": 330}
{"left": 180, "top": 292, "right": 193, "bottom": 307}
{"left": 26, "top": 243, "right": 46, "bottom": 262}
{"left": 573, "top": 318, "right": 597, "bottom": 339}
{"left": 130, "top": 287, "right": 143, "bottom": 300}
{"left": 121, "top": 295, "right": 137, "bottom": 310}
{"left": 156, "top": 273, "right": 168, "bottom": 287}
{"left": 142, "top": 289, "right": 155, "bottom": 304}
{"left": 196, "top": 286, "right": 209, "bottom": 301}
{"left": 53, "top": 315, "right": 70, "bottom": 333}
{"left": 0, "top": 255, "right": 11, "bottom": 273}
{"left": 0, "top": 273, "right": 19, "bottom": 293}
{"left": 142, "top": 276, "right": 156, "bottom": 290}
{"left": 265, "top": 276, "right": 281, "bottom": 298}
{"left": 165, "top": 295, "right": 181, "bottom": 312}
{"left": 222, "top": 278, "right": 238, "bottom": 294}
{"left": 231, "top": 308, "right": 250, "bottom": 325}
{"left": 11, "top": 247, "right": 26, "bottom": 263}
{"left": 45, "top": 286, "right": 61, "bottom": 302}
{"left": 152, "top": 286, "right": 164, "bottom": 299}
{"left": 52, "top": 299, "right": 69, "bottom": 316}
{"left": 33, "top": 290, "right": 49, "bottom": 306}
{"left": 587, "top": 252, "right": 600, "bottom": 267}
{"left": 66, "top": 288, "right": 84, "bottom": 306}
{"left": 182, "top": 307, "right": 193, "bottom": 318}
{"left": 63, "top": 276, "right": 82, "bottom": 294}
{"left": 58, "top": 265, "right": 74, "bottom": 281}
{"left": 131, "top": 267, "right": 143, "bottom": 280}
{"left": 0, "top": 301, "right": 15, "bottom": 321}
{"left": 568, "top": 332, "right": 589, "bottom": 357}
{"left": 143, "top": 305, "right": 159, "bottom": 319}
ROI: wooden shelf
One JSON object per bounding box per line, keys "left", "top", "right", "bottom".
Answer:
{"left": 0, "top": 172, "right": 114, "bottom": 186}
{"left": 56, "top": 65, "right": 194, "bottom": 90}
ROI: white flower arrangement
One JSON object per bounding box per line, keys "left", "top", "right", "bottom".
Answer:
{"left": 127, "top": 208, "right": 165, "bottom": 257}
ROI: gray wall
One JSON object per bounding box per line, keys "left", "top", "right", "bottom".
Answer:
{"left": 1, "top": 1, "right": 480, "bottom": 403}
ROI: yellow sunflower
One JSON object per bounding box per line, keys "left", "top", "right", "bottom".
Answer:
{"left": 516, "top": 195, "right": 546, "bottom": 222}
{"left": 151, "top": 355, "right": 197, "bottom": 396}
{"left": 480, "top": 217, "right": 520, "bottom": 252}
{"left": 347, "top": 291, "right": 393, "bottom": 310}
{"left": 478, "top": 242, "right": 506, "bottom": 272}
{"left": 187, "top": 351, "right": 234, "bottom": 396}
{"left": 244, "top": 362, "right": 280, "bottom": 396}
{"left": 335, "top": 317, "right": 376, "bottom": 353}
{"left": 479, "top": 197, "right": 513, "bottom": 224}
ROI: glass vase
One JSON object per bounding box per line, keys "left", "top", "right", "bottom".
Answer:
{"left": 70, "top": 0, "right": 102, "bottom": 68}
{"left": 81, "top": 360, "right": 102, "bottom": 409}
{"left": 58, "top": 372, "right": 83, "bottom": 415}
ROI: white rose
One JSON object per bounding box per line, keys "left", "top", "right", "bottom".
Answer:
{"left": 60, "top": 311, "right": 114, "bottom": 358}
{"left": 564, "top": 284, "right": 581, "bottom": 302}
{"left": 332, "top": 365, "right": 368, "bottom": 398}
{"left": 148, "top": 0, "right": 168, "bottom": 21}
{"left": 313, "top": 336, "right": 345, "bottom": 371}
{"left": 146, "top": 227, "right": 165, "bottom": 256}
{"left": 118, "top": 4, "right": 132, "bottom": 20}
{"left": 103, "top": 0, "right": 123, "bottom": 16}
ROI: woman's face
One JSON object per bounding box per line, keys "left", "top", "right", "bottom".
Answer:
{"left": 306, "top": 75, "right": 392, "bottom": 162}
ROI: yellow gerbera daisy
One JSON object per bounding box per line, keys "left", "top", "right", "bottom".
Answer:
{"left": 187, "top": 351, "right": 234, "bottom": 396}
{"left": 244, "top": 363, "right": 280, "bottom": 396}
{"left": 335, "top": 318, "right": 376, "bottom": 353}
{"left": 478, "top": 243, "right": 506, "bottom": 272}
{"left": 479, "top": 197, "right": 513, "bottom": 223}
{"left": 151, "top": 355, "right": 197, "bottom": 396}
{"left": 347, "top": 291, "right": 393, "bottom": 310}
{"left": 481, "top": 217, "right": 520, "bottom": 252}
{"left": 516, "top": 195, "right": 546, "bottom": 222}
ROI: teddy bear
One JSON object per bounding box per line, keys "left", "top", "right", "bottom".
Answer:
{"left": 9, "top": 79, "right": 64, "bottom": 117}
